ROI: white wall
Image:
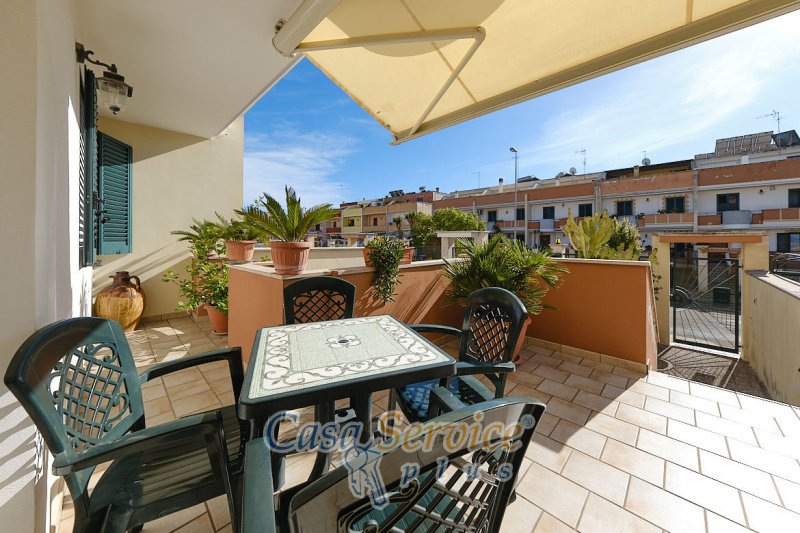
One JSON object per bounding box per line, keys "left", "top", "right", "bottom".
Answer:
{"left": 1, "top": 0, "right": 88, "bottom": 531}
{"left": 697, "top": 182, "right": 800, "bottom": 214}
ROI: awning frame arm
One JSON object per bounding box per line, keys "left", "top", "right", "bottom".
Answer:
{"left": 294, "top": 27, "right": 486, "bottom": 142}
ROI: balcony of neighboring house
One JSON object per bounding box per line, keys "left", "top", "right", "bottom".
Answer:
{"left": 493, "top": 220, "right": 526, "bottom": 229}
{"left": 325, "top": 226, "right": 341, "bottom": 235}
{"left": 539, "top": 218, "right": 556, "bottom": 232}
{"left": 760, "top": 207, "right": 800, "bottom": 225}
{"left": 639, "top": 212, "right": 694, "bottom": 229}
{"left": 527, "top": 220, "right": 540, "bottom": 230}
{"left": 342, "top": 217, "right": 362, "bottom": 234}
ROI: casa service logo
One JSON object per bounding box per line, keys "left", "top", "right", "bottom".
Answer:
{"left": 262, "top": 410, "right": 536, "bottom": 509}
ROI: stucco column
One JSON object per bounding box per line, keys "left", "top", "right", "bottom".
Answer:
{"left": 739, "top": 235, "right": 769, "bottom": 361}
{"left": 651, "top": 234, "right": 671, "bottom": 346}
{"left": 695, "top": 245, "right": 709, "bottom": 293}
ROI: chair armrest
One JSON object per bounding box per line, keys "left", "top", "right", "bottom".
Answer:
{"left": 139, "top": 347, "right": 244, "bottom": 402}
{"left": 52, "top": 411, "right": 223, "bottom": 475}
{"left": 455, "top": 361, "right": 516, "bottom": 376}
{"left": 243, "top": 439, "right": 277, "bottom": 533}
{"left": 410, "top": 324, "right": 462, "bottom": 337}
{"left": 430, "top": 386, "right": 467, "bottom": 414}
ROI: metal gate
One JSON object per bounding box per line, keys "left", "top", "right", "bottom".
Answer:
{"left": 670, "top": 253, "right": 740, "bottom": 353}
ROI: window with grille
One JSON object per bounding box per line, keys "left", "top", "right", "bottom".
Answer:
{"left": 616, "top": 201, "right": 633, "bottom": 216}
{"left": 578, "top": 203, "right": 592, "bottom": 217}
{"left": 665, "top": 196, "right": 686, "bottom": 213}
{"left": 487, "top": 210, "right": 497, "bottom": 222}
{"left": 716, "top": 193, "right": 740, "bottom": 212}
{"left": 542, "top": 206, "right": 555, "bottom": 219}
{"left": 789, "top": 188, "right": 800, "bottom": 208}
{"left": 516, "top": 208, "right": 525, "bottom": 220}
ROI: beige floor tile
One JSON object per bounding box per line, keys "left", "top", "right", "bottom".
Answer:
{"left": 600, "top": 438, "right": 665, "bottom": 487}
{"left": 526, "top": 433, "right": 572, "bottom": 473}
{"left": 695, "top": 411, "right": 758, "bottom": 446}
{"left": 549, "top": 419, "right": 607, "bottom": 459}
{"left": 142, "top": 503, "right": 206, "bottom": 532}
{"left": 643, "top": 396, "right": 695, "bottom": 425}
{"left": 509, "top": 383, "right": 553, "bottom": 405}
{"left": 572, "top": 391, "right": 618, "bottom": 417}
{"left": 688, "top": 382, "right": 741, "bottom": 408}
{"left": 546, "top": 398, "right": 591, "bottom": 426}
{"left": 669, "top": 389, "right": 721, "bottom": 416}
{"left": 578, "top": 359, "right": 615, "bottom": 374}
{"left": 698, "top": 449, "right": 782, "bottom": 504}
{"left": 577, "top": 493, "right": 659, "bottom": 533}
{"left": 208, "top": 378, "right": 233, "bottom": 397}
{"left": 706, "top": 512, "right": 752, "bottom": 533}
{"left": 611, "top": 367, "right": 646, "bottom": 381}
{"left": 741, "top": 492, "right": 800, "bottom": 531}
{"left": 142, "top": 382, "right": 167, "bottom": 402}
{"left": 167, "top": 379, "right": 214, "bottom": 401}
{"left": 776, "top": 413, "right": 800, "bottom": 438}
{"left": 162, "top": 367, "right": 204, "bottom": 388}
{"left": 600, "top": 384, "right": 645, "bottom": 409}
{"left": 532, "top": 365, "right": 570, "bottom": 384}
{"left": 667, "top": 419, "right": 729, "bottom": 456}
{"left": 753, "top": 427, "right": 800, "bottom": 460}
{"left": 517, "top": 463, "right": 588, "bottom": 528}
{"left": 636, "top": 429, "right": 699, "bottom": 471}
{"left": 627, "top": 381, "right": 670, "bottom": 401}
{"left": 563, "top": 375, "right": 605, "bottom": 396}
{"left": 530, "top": 353, "right": 564, "bottom": 369}
{"left": 587, "top": 369, "right": 628, "bottom": 389}
{"left": 146, "top": 411, "right": 177, "bottom": 427}
{"left": 174, "top": 513, "right": 215, "bottom": 533}
{"left": 583, "top": 412, "right": 638, "bottom": 446}
{"left": 200, "top": 366, "right": 232, "bottom": 383}
{"left": 532, "top": 512, "right": 576, "bottom": 533}
{"left": 646, "top": 371, "right": 690, "bottom": 393}
{"left": 624, "top": 477, "right": 705, "bottom": 533}
{"left": 537, "top": 379, "right": 579, "bottom": 402}
{"left": 562, "top": 450, "right": 629, "bottom": 505}
{"left": 205, "top": 495, "right": 231, "bottom": 530}
{"left": 155, "top": 349, "right": 191, "bottom": 363}
{"left": 171, "top": 390, "right": 222, "bottom": 418}
{"left": 664, "top": 462, "right": 746, "bottom": 525}
{"left": 502, "top": 496, "right": 543, "bottom": 533}
{"left": 614, "top": 403, "right": 667, "bottom": 435}
{"left": 144, "top": 396, "right": 173, "bottom": 417}
{"left": 736, "top": 393, "right": 798, "bottom": 420}
{"left": 727, "top": 438, "right": 800, "bottom": 483}
{"left": 774, "top": 477, "right": 800, "bottom": 514}
{"left": 509, "top": 370, "right": 546, "bottom": 389}
{"left": 718, "top": 403, "right": 782, "bottom": 434}
{"left": 535, "top": 412, "right": 559, "bottom": 436}
{"left": 557, "top": 360, "right": 593, "bottom": 379}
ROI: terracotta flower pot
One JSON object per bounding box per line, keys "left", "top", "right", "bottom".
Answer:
{"left": 512, "top": 316, "right": 533, "bottom": 363}
{"left": 363, "top": 247, "right": 374, "bottom": 267}
{"left": 225, "top": 240, "right": 257, "bottom": 262}
{"left": 269, "top": 240, "right": 313, "bottom": 275}
{"left": 400, "top": 247, "right": 415, "bottom": 265}
{"left": 205, "top": 305, "right": 228, "bottom": 335}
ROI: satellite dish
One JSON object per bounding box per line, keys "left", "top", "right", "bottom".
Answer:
{"left": 642, "top": 157, "right": 651, "bottom": 166}
{"left": 569, "top": 167, "right": 577, "bottom": 175}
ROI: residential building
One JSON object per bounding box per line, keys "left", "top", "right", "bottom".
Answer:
{"left": 435, "top": 130, "right": 800, "bottom": 253}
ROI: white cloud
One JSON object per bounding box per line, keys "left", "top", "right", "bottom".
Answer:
{"left": 493, "top": 11, "right": 800, "bottom": 177}
{"left": 243, "top": 128, "right": 356, "bottom": 207}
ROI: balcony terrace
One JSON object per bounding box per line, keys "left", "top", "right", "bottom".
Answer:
{"left": 57, "top": 316, "right": 800, "bottom": 532}
{"left": 640, "top": 213, "right": 694, "bottom": 228}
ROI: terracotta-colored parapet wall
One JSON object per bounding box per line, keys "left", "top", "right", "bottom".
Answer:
{"left": 229, "top": 258, "right": 658, "bottom": 370}
{"left": 228, "top": 261, "right": 463, "bottom": 364}
{"left": 698, "top": 159, "right": 800, "bottom": 187}
{"left": 529, "top": 259, "right": 657, "bottom": 370}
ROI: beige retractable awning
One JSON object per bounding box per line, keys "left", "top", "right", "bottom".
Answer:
{"left": 276, "top": 0, "right": 800, "bottom": 144}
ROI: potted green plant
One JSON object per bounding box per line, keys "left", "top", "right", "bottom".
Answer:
{"left": 163, "top": 258, "right": 229, "bottom": 334}
{"left": 238, "top": 186, "right": 336, "bottom": 275}
{"left": 216, "top": 213, "right": 260, "bottom": 262}
{"left": 363, "top": 236, "right": 404, "bottom": 302}
{"left": 443, "top": 236, "right": 566, "bottom": 359}
{"left": 170, "top": 218, "right": 225, "bottom": 258}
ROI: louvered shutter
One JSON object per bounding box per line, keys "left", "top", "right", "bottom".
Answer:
{"left": 97, "top": 132, "right": 132, "bottom": 254}
{"left": 80, "top": 68, "right": 97, "bottom": 266}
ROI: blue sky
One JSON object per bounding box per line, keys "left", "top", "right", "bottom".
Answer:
{"left": 244, "top": 11, "right": 800, "bottom": 207}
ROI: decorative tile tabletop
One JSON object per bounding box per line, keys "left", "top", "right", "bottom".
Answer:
{"left": 247, "top": 315, "right": 452, "bottom": 400}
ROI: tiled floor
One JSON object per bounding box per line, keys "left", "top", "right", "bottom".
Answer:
{"left": 58, "top": 317, "right": 800, "bottom": 532}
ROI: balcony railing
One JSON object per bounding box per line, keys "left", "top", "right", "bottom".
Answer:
{"left": 761, "top": 207, "right": 800, "bottom": 222}
{"left": 722, "top": 210, "right": 752, "bottom": 227}
{"left": 640, "top": 213, "right": 693, "bottom": 226}
{"left": 527, "top": 221, "right": 540, "bottom": 230}
{"left": 539, "top": 219, "right": 555, "bottom": 231}
{"left": 325, "top": 227, "right": 341, "bottom": 234}
{"left": 493, "top": 220, "right": 525, "bottom": 229}
{"left": 698, "top": 214, "right": 722, "bottom": 226}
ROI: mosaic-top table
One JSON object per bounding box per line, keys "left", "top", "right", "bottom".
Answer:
{"left": 238, "top": 315, "right": 456, "bottom": 420}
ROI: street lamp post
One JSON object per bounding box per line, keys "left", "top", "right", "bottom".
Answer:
{"left": 510, "top": 147, "right": 519, "bottom": 242}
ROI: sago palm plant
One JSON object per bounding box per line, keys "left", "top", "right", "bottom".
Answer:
{"left": 238, "top": 186, "right": 336, "bottom": 242}
{"left": 443, "top": 236, "right": 566, "bottom": 315}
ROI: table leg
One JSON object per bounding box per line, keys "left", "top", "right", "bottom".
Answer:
{"left": 350, "top": 393, "right": 373, "bottom": 443}
{"left": 308, "top": 401, "right": 335, "bottom": 480}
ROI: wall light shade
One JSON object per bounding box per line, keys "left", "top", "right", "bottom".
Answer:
{"left": 96, "top": 71, "right": 133, "bottom": 115}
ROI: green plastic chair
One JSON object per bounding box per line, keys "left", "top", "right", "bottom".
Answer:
{"left": 3, "top": 317, "right": 247, "bottom": 533}
{"left": 241, "top": 397, "right": 545, "bottom": 533}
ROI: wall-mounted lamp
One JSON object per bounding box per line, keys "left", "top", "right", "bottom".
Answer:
{"left": 759, "top": 189, "right": 764, "bottom": 194}
{"left": 770, "top": 185, "right": 776, "bottom": 191}
{"left": 646, "top": 197, "right": 650, "bottom": 202}
{"left": 76, "top": 42, "right": 133, "bottom": 115}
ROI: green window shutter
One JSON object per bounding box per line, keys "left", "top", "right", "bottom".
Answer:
{"left": 81, "top": 68, "right": 97, "bottom": 266}
{"left": 97, "top": 132, "right": 132, "bottom": 254}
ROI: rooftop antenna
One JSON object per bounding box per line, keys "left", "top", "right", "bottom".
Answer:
{"left": 575, "top": 148, "right": 587, "bottom": 175}
{"left": 641, "top": 150, "right": 651, "bottom": 166}
{"left": 756, "top": 109, "right": 781, "bottom": 135}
